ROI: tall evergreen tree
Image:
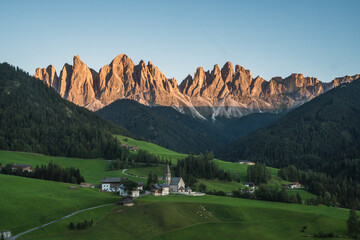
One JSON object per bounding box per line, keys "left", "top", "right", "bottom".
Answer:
{"left": 347, "top": 208, "right": 360, "bottom": 239}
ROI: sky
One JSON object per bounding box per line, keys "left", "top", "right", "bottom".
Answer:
{"left": 0, "top": 0, "right": 359, "bottom": 83}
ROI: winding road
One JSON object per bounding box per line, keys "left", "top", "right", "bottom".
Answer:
{"left": 9, "top": 203, "right": 114, "bottom": 240}
{"left": 10, "top": 191, "right": 151, "bottom": 240}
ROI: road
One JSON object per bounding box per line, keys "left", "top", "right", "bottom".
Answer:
{"left": 9, "top": 203, "right": 114, "bottom": 240}
{"left": 122, "top": 168, "right": 146, "bottom": 178}
{"left": 9, "top": 191, "right": 151, "bottom": 240}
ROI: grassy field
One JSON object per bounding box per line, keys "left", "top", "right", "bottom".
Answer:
{"left": 0, "top": 174, "right": 117, "bottom": 235}
{"left": 116, "top": 135, "right": 187, "bottom": 163}
{"left": 214, "top": 159, "right": 279, "bottom": 181}
{"left": 0, "top": 150, "right": 144, "bottom": 184}
{"left": 127, "top": 165, "right": 166, "bottom": 178}
{"left": 194, "top": 179, "right": 243, "bottom": 193}
{"left": 287, "top": 189, "right": 317, "bottom": 201}
{"left": 20, "top": 194, "right": 350, "bottom": 240}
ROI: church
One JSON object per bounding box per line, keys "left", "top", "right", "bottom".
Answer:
{"left": 165, "top": 163, "right": 186, "bottom": 192}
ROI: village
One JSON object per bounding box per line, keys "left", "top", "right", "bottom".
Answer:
{"left": 0, "top": 158, "right": 305, "bottom": 240}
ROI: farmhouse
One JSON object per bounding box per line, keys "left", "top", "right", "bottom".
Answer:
{"left": 118, "top": 196, "right": 134, "bottom": 207}
{"left": 151, "top": 183, "right": 170, "bottom": 196}
{"left": 101, "top": 177, "right": 123, "bottom": 192}
{"left": 137, "top": 182, "right": 144, "bottom": 191}
{"left": 12, "top": 164, "right": 32, "bottom": 172}
{"left": 165, "top": 163, "right": 186, "bottom": 192}
{"left": 0, "top": 230, "right": 11, "bottom": 239}
{"left": 131, "top": 189, "right": 140, "bottom": 197}
{"left": 243, "top": 182, "right": 256, "bottom": 189}
{"left": 237, "top": 161, "right": 255, "bottom": 165}
{"left": 289, "top": 182, "right": 302, "bottom": 189}
{"left": 119, "top": 184, "right": 127, "bottom": 196}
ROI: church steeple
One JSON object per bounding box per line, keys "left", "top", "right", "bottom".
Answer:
{"left": 165, "top": 163, "right": 171, "bottom": 186}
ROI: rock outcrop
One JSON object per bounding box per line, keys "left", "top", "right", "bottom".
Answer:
{"left": 35, "top": 54, "right": 359, "bottom": 119}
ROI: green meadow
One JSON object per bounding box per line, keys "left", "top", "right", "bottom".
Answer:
{"left": 0, "top": 150, "right": 144, "bottom": 184}
{"left": 0, "top": 174, "right": 117, "bottom": 235}
{"left": 116, "top": 135, "right": 187, "bottom": 162}
{"left": 20, "top": 194, "right": 349, "bottom": 240}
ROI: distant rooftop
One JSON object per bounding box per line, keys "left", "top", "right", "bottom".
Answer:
{"left": 101, "top": 177, "right": 122, "bottom": 183}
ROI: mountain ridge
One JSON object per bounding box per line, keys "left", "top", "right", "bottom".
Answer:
{"left": 35, "top": 54, "right": 358, "bottom": 119}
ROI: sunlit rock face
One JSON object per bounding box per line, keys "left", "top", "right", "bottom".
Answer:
{"left": 35, "top": 55, "right": 358, "bottom": 119}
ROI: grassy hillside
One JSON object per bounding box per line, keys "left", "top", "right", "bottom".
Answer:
{"left": 220, "top": 79, "right": 360, "bottom": 180}
{"left": 0, "top": 174, "right": 117, "bottom": 234}
{"left": 0, "top": 63, "right": 129, "bottom": 159}
{"left": 117, "top": 135, "right": 186, "bottom": 162}
{"left": 97, "top": 99, "right": 281, "bottom": 154}
{"left": 20, "top": 195, "right": 349, "bottom": 240}
{"left": 0, "top": 150, "right": 144, "bottom": 184}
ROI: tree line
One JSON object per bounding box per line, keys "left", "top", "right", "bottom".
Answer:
{"left": 1, "top": 162, "right": 85, "bottom": 184}
{"left": 0, "top": 63, "right": 130, "bottom": 160}
{"left": 174, "top": 151, "right": 232, "bottom": 187}
{"left": 109, "top": 149, "right": 171, "bottom": 170}
{"left": 279, "top": 165, "right": 360, "bottom": 209}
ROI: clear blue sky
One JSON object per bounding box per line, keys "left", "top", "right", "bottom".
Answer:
{"left": 0, "top": 0, "right": 359, "bottom": 83}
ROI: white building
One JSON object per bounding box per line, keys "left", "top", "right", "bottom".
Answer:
{"left": 101, "top": 177, "right": 122, "bottom": 192}
{"left": 131, "top": 189, "right": 140, "bottom": 198}
{"left": 0, "top": 231, "right": 11, "bottom": 240}
{"left": 151, "top": 183, "right": 170, "bottom": 196}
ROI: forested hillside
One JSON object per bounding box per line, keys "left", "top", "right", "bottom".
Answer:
{"left": 221, "top": 78, "right": 360, "bottom": 180}
{"left": 0, "top": 63, "right": 130, "bottom": 159}
{"left": 97, "top": 99, "right": 281, "bottom": 154}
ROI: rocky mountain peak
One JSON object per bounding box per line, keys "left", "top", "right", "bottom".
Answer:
{"left": 34, "top": 55, "right": 359, "bottom": 119}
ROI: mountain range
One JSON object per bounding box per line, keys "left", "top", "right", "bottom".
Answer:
{"left": 34, "top": 54, "right": 358, "bottom": 119}
{"left": 220, "top": 78, "right": 360, "bottom": 180}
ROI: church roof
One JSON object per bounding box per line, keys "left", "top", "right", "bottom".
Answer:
{"left": 170, "top": 177, "right": 182, "bottom": 185}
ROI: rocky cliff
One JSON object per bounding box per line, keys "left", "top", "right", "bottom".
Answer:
{"left": 35, "top": 54, "right": 359, "bottom": 119}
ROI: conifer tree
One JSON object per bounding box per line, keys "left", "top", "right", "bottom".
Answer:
{"left": 347, "top": 208, "right": 360, "bottom": 238}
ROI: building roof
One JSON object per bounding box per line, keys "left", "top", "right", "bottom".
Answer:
{"left": 243, "top": 182, "right": 255, "bottom": 186}
{"left": 179, "top": 186, "right": 185, "bottom": 190}
{"left": 118, "top": 196, "right": 134, "bottom": 204}
{"left": 137, "top": 182, "right": 144, "bottom": 186}
{"left": 185, "top": 187, "right": 192, "bottom": 191}
{"left": 170, "top": 177, "right": 182, "bottom": 185}
{"left": 101, "top": 177, "right": 122, "bottom": 183}
{"left": 151, "top": 183, "right": 169, "bottom": 191}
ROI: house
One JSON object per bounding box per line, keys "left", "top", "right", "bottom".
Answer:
{"left": 118, "top": 196, "right": 134, "bottom": 207}
{"left": 185, "top": 187, "right": 192, "bottom": 194}
{"left": 101, "top": 177, "right": 123, "bottom": 192}
{"left": 237, "top": 161, "right": 255, "bottom": 165}
{"left": 151, "top": 183, "right": 170, "bottom": 196}
{"left": 12, "top": 164, "right": 32, "bottom": 172}
{"left": 243, "top": 182, "right": 255, "bottom": 189}
{"left": 131, "top": 189, "right": 140, "bottom": 198}
{"left": 128, "top": 145, "right": 138, "bottom": 151}
{"left": 137, "top": 182, "right": 144, "bottom": 191}
{"left": 0, "top": 230, "right": 11, "bottom": 239}
{"left": 165, "top": 163, "right": 186, "bottom": 192}
{"left": 119, "top": 184, "right": 127, "bottom": 196}
{"left": 289, "top": 182, "right": 302, "bottom": 189}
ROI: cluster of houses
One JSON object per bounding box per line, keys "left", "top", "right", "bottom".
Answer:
{"left": 120, "top": 144, "right": 139, "bottom": 152}
{"left": 150, "top": 164, "right": 192, "bottom": 196}
{"left": 101, "top": 164, "right": 197, "bottom": 205}
{"left": 100, "top": 177, "right": 143, "bottom": 198}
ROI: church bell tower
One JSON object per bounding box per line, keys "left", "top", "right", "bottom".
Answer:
{"left": 165, "top": 163, "right": 171, "bottom": 185}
